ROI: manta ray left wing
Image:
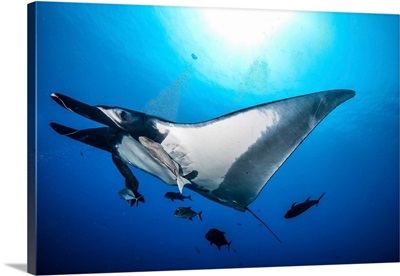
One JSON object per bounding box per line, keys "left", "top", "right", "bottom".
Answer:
{"left": 50, "top": 89, "right": 355, "bottom": 212}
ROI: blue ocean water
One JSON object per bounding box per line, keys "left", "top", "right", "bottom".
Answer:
{"left": 33, "top": 2, "right": 399, "bottom": 275}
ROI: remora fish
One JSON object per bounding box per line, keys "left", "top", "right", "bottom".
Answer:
{"left": 205, "top": 228, "right": 232, "bottom": 251}
{"left": 174, "top": 206, "right": 203, "bottom": 221}
{"left": 284, "top": 192, "right": 326, "bottom": 219}
{"left": 138, "top": 136, "right": 191, "bottom": 193}
{"left": 164, "top": 191, "right": 192, "bottom": 202}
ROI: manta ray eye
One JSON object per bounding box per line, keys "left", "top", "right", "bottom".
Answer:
{"left": 118, "top": 109, "right": 132, "bottom": 122}
{"left": 120, "top": 111, "right": 127, "bottom": 119}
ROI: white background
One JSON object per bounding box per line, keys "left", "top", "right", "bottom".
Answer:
{"left": 0, "top": 0, "right": 399, "bottom": 276}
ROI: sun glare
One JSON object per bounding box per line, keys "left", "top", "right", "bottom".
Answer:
{"left": 201, "top": 8, "right": 293, "bottom": 50}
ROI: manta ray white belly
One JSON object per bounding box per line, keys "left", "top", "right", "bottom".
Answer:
{"left": 157, "top": 108, "right": 280, "bottom": 190}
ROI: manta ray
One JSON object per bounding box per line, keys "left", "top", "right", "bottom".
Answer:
{"left": 50, "top": 89, "right": 355, "bottom": 242}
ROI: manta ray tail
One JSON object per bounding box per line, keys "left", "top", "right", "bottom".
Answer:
{"left": 245, "top": 207, "right": 283, "bottom": 244}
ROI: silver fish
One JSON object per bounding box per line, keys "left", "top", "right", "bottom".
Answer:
{"left": 174, "top": 206, "right": 202, "bottom": 221}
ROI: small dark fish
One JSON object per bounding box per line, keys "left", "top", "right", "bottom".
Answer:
{"left": 236, "top": 222, "right": 242, "bottom": 226}
{"left": 164, "top": 192, "right": 192, "bottom": 202}
{"left": 195, "top": 247, "right": 201, "bottom": 254}
{"left": 174, "top": 207, "right": 202, "bottom": 221}
{"left": 80, "top": 151, "right": 84, "bottom": 156}
{"left": 233, "top": 248, "right": 237, "bottom": 253}
{"left": 191, "top": 53, "right": 198, "bottom": 60}
{"left": 205, "top": 228, "right": 232, "bottom": 251}
{"left": 284, "top": 192, "right": 326, "bottom": 219}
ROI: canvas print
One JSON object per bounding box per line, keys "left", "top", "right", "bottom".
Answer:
{"left": 27, "top": 2, "right": 399, "bottom": 275}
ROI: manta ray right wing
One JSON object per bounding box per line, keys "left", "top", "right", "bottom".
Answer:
{"left": 153, "top": 90, "right": 355, "bottom": 211}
